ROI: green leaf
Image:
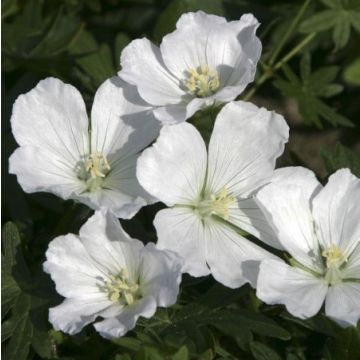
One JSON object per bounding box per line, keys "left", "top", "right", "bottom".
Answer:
{"left": 250, "top": 341, "right": 282, "bottom": 360}
{"left": 343, "top": 58, "right": 360, "bottom": 86}
{"left": 321, "top": 143, "right": 360, "bottom": 177}
{"left": 3, "top": 0, "right": 83, "bottom": 71}
{"left": 274, "top": 55, "right": 353, "bottom": 128}
{"left": 113, "top": 337, "right": 143, "bottom": 351}
{"left": 3, "top": 294, "right": 33, "bottom": 360}
{"left": 333, "top": 15, "right": 351, "bottom": 50}
{"left": 300, "top": 10, "right": 338, "bottom": 32}
{"left": 1, "top": 273, "right": 21, "bottom": 319}
{"left": 29, "top": 9, "right": 84, "bottom": 57}
{"left": 2, "top": 222, "right": 23, "bottom": 273}
{"left": 172, "top": 346, "right": 189, "bottom": 360}
{"left": 2, "top": 223, "right": 57, "bottom": 359}
{"left": 115, "top": 354, "right": 132, "bottom": 360}
{"left": 153, "top": 0, "right": 224, "bottom": 43}
{"left": 328, "top": 327, "right": 360, "bottom": 360}
{"left": 350, "top": 12, "right": 360, "bottom": 32}
{"left": 321, "top": 0, "right": 342, "bottom": 9}
{"left": 2, "top": 0, "right": 19, "bottom": 20}
{"left": 69, "top": 31, "right": 115, "bottom": 91}
{"left": 300, "top": 0, "right": 360, "bottom": 49}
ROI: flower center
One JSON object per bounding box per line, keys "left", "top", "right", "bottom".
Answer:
{"left": 322, "top": 244, "right": 348, "bottom": 285}
{"left": 322, "top": 245, "right": 347, "bottom": 268}
{"left": 85, "top": 152, "right": 111, "bottom": 179}
{"left": 76, "top": 152, "right": 111, "bottom": 192}
{"left": 102, "top": 269, "right": 140, "bottom": 305}
{"left": 196, "top": 189, "right": 235, "bottom": 220}
{"left": 184, "top": 65, "right": 220, "bottom": 97}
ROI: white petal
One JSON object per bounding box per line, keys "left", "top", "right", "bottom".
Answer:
{"left": 119, "top": 38, "right": 185, "bottom": 106}
{"left": 185, "top": 98, "right": 209, "bottom": 119}
{"left": 79, "top": 211, "right": 143, "bottom": 280}
{"left": 77, "top": 188, "right": 149, "bottom": 220}
{"left": 176, "top": 11, "right": 226, "bottom": 29}
{"left": 312, "top": 169, "right": 360, "bottom": 256}
{"left": 77, "top": 152, "right": 155, "bottom": 219}
{"left": 325, "top": 282, "right": 360, "bottom": 327}
{"left": 206, "top": 14, "right": 261, "bottom": 89}
{"left": 43, "top": 233, "right": 108, "bottom": 299}
{"left": 153, "top": 104, "right": 187, "bottom": 125}
{"left": 257, "top": 259, "right": 328, "bottom": 319}
{"left": 270, "top": 166, "right": 323, "bottom": 197}
{"left": 343, "top": 242, "right": 360, "bottom": 280}
{"left": 94, "top": 296, "right": 157, "bottom": 339}
{"left": 49, "top": 298, "right": 118, "bottom": 335}
{"left": 140, "top": 243, "right": 182, "bottom": 307}
{"left": 9, "top": 146, "right": 83, "bottom": 199}
{"left": 160, "top": 11, "right": 261, "bottom": 94}
{"left": 11, "top": 77, "right": 88, "bottom": 165}
{"left": 205, "top": 219, "right": 275, "bottom": 288}
{"left": 206, "top": 101, "right": 289, "bottom": 197}
{"left": 137, "top": 123, "right": 207, "bottom": 206}
{"left": 160, "top": 11, "right": 226, "bottom": 79}
{"left": 228, "top": 197, "right": 280, "bottom": 249}
{"left": 91, "top": 77, "right": 160, "bottom": 158}
{"left": 154, "top": 207, "right": 210, "bottom": 277}
{"left": 244, "top": 166, "right": 322, "bottom": 249}
{"left": 256, "top": 183, "right": 323, "bottom": 272}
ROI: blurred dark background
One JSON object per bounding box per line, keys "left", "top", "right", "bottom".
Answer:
{"left": 2, "top": 1, "right": 360, "bottom": 359}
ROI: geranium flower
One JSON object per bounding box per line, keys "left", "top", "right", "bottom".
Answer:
{"left": 137, "top": 101, "right": 289, "bottom": 288}
{"left": 255, "top": 168, "right": 360, "bottom": 326}
{"left": 9, "top": 77, "right": 160, "bottom": 218}
{"left": 44, "top": 210, "right": 182, "bottom": 339}
{"left": 119, "top": 11, "right": 261, "bottom": 124}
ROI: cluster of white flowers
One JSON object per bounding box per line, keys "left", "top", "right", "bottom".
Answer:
{"left": 8, "top": 11, "right": 359, "bottom": 338}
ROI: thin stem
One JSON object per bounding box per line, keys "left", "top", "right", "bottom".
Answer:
{"left": 243, "top": 32, "right": 316, "bottom": 102}
{"left": 273, "top": 32, "right": 316, "bottom": 71}
{"left": 269, "top": 0, "right": 311, "bottom": 66}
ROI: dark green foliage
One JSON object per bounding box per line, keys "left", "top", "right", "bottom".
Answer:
{"left": 274, "top": 54, "right": 353, "bottom": 128}
{"left": 2, "top": 0, "right": 360, "bottom": 359}
{"left": 1, "top": 222, "right": 59, "bottom": 359}
{"left": 321, "top": 143, "right": 360, "bottom": 177}
{"left": 299, "top": 0, "right": 360, "bottom": 50}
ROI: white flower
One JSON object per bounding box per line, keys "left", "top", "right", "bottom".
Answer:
{"left": 255, "top": 168, "right": 360, "bottom": 327}
{"left": 137, "top": 101, "right": 289, "bottom": 288}
{"left": 43, "top": 210, "right": 182, "bottom": 339}
{"left": 119, "top": 11, "right": 261, "bottom": 125}
{"left": 9, "top": 77, "right": 160, "bottom": 219}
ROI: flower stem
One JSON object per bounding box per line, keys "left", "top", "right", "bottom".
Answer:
{"left": 242, "top": 0, "right": 314, "bottom": 102}
{"left": 242, "top": 32, "right": 316, "bottom": 102}
{"left": 268, "top": 0, "right": 311, "bottom": 66}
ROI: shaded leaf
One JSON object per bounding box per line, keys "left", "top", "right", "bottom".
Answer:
{"left": 274, "top": 55, "right": 353, "bottom": 128}
{"left": 321, "top": 143, "right": 360, "bottom": 177}
{"left": 250, "top": 341, "right": 282, "bottom": 360}
{"left": 153, "top": 0, "right": 224, "bottom": 43}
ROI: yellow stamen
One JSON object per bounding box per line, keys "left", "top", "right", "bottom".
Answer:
{"left": 85, "top": 152, "right": 111, "bottom": 179}
{"left": 102, "top": 269, "right": 140, "bottom": 305}
{"left": 196, "top": 188, "right": 235, "bottom": 220}
{"left": 184, "top": 65, "right": 220, "bottom": 97}
{"left": 210, "top": 188, "right": 236, "bottom": 220}
{"left": 322, "top": 245, "right": 347, "bottom": 268}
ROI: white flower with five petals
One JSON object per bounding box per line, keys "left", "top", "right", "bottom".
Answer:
{"left": 255, "top": 168, "right": 360, "bottom": 327}
{"left": 137, "top": 101, "right": 289, "bottom": 288}
{"left": 119, "top": 11, "right": 261, "bottom": 124}
{"left": 44, "top": 210, "right": 182, "bottom": 339}
{"left": 9, "top": 77, "right": 160, "bottom": 219}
